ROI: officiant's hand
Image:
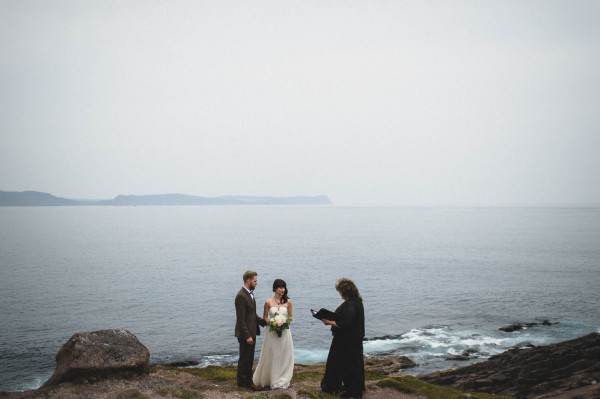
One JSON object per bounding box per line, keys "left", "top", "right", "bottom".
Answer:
{"left": 322, "top": 319, "right": 338, "bottom": 327}
{"left": 246, "top": 337, "right": 254, "bottom": 344}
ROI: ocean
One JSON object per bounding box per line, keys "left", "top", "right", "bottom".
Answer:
{"left": 1, "top": 206, "right": 599, "bottom": 392}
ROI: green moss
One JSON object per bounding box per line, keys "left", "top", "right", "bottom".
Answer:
{"left": 157, "top": 387, "right": 203, "bottom": 399}
{"left": 150, "top": 364, "right": 162, "bottom": 373}
{"left": 291, "top": 364, "right": 326, "bottom": 383}
{"left": 155, "top": 362, "right": 386, "bottom": 386}
{"left": 296, "top": 387, "right": 338, "bottom": 399}
{"left": 364, "top": 368, "right": 388, "bottom": 381}
{"left": 376, "top": 375, "right": 511, "bottom": 399}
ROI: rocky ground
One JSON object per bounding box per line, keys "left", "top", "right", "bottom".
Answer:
{"left": 2, "top": 331, "right": 599, "bottom": 399}
{"left": 0, "top": 363, "right": 434, "bottom": 399}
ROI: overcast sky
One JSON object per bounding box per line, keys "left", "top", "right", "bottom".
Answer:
{"left": 1, "top": 1, "right": 599, "bottom": 206}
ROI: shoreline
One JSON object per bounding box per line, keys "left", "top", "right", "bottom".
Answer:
{"left": 3, "top": 332, "right": 600, "bottom": 398}
{"left": 3, "top": 326, "right": 596, "bottom": 394}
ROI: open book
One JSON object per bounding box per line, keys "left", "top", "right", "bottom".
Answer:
{"left": 311, "top": 308, "right": 343, "bottom": 322}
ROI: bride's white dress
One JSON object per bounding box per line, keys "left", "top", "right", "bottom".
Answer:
{"left": 252, "top": 306, "right": 294, "bottom": 389}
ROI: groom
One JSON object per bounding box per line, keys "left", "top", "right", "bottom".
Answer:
{"left": 234, "top": 270, "right": 266, "bottom": 390}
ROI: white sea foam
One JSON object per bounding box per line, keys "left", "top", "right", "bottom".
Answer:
{"left": 196, "top": 354, "right": 238, "bottom": 367}
{"left": 363, "top": 338, "right": 403, "bottom": 352}
{"left": 363, "top": 326, "right": 522, "bottom": 366}
{"left": 294, "top": 348, "right": 328, "bottom": 364}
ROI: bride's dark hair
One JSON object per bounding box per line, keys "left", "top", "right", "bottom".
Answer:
{"left": 272, "top": 279, "right": 289, "bottom": 303}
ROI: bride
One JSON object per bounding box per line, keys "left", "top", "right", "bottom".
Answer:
{"left": 252, "top": 279, "right": 294, "bottom": 389}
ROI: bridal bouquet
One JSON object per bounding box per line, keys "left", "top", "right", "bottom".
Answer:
{"left": 269, "top": 312, "right": 291, "bottom": 337}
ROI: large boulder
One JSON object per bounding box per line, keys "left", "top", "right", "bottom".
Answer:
{"left": 421, "top": 332, "right": 600, "bottom": 399}
{"left": 42, "top": 329, "right": 150, "bottom": 387}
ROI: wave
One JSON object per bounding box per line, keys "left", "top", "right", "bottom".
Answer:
{"left": 161, "top": 323, "right": 567, "bottom": 373}
{"left": 361, "top": 324, "right": 566, "bottom": 374}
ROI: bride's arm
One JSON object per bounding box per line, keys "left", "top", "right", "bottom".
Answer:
{"left": 263, "top": 301, "right": 270, "bottom": 324}
{"left": 288, "top": 300, "right": 293, "bottom": 320}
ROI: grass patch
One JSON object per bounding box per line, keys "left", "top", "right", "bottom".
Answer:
{"left": 291, "top": 364, "right": 326, "bottom": 383}
{"left": 157, "top": 387, "right": 203, "bottom": 399}
{"left": 364, "top": 368, "right": 388, "bottom": 381}
{"left": 154, "top": 363, "right": 386, "bottom": 385}
{"left": 291, "top": 363, "right": 387, "bottom": 383}
{"left": 377, "top": 375, "right": 511, "bottom": 399}
{"left": 156, "top": 365, "right": 238, "bottom": 382}
{"left": 245, "top": 394, "right": 293, "bottom": 399}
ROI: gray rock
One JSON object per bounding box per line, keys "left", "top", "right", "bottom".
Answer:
{"left": 42, "top": 329, "right": 150, "bottom": 387}
{"left": 364, "top": 355, "right": 417, "bottom": 374}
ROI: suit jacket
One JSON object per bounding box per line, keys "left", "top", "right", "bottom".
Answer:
{"left": 234, "top": 287, "right": 262, "bottom": 341}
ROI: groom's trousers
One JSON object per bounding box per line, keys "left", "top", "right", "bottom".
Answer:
{"left": 237, "top": 338, "right": 256, "bottom": 387}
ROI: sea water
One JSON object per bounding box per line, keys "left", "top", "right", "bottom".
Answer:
{"left": 1, "top": 206, "right": 599, "bottom": 392}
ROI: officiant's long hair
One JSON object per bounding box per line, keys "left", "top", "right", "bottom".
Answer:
{"left": 336, "top": 278, "right": 362, "bottom": 300}
{"left": 272, "top": 279, "right": 289, "bottom": 303}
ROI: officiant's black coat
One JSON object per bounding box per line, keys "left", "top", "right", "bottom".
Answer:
{"left": 321, "top": 296, "right": 365, "bottom": 398}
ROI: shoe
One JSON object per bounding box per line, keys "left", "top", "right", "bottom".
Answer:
{"left": 249, "top": 383, "right": 265, "bottom": 391}
{"left": 237, "top": 383, "right": 261, "bottom": 391}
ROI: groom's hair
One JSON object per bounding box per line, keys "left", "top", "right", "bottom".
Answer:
{"left": 243, "top": 270, "right": 257, "bottom": 282}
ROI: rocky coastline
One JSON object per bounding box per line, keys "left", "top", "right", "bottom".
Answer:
{"left": 1, "top": 330, "right": 599, "bottom": 399}
{"left": 421, "top": 332, "right": 600, "bottom": 399}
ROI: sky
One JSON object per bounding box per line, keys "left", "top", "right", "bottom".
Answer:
{"left": 1, "top": 1, "right": 599, "bottom": 206}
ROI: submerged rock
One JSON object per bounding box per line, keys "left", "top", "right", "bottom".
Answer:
{"left": 446, "top": 348, "right": 482, "bottom": 361}
{"left": 499, "top": 320, "right": 555, "bottom": 332}
{"left": 499, "top": 323, "right": 524, "bottom": 332}
{"left": 41, "top": 329, "right": 150, "bottom": 387}
{"left": 164, "top": 360, "right": 200, "bottom": 367}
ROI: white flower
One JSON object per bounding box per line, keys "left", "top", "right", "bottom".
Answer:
{"left": 269, "top": 312, "right": 291, "bottom": 337}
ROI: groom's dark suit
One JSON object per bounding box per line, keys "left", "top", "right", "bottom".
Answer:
{"left": 234, "top": 287, "right": 263, "bottom": 387}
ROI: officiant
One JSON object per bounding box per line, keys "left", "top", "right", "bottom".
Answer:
{"left": 320, "top": 278, "right": 365, "bottom": 399}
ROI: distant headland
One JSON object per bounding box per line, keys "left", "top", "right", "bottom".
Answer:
{"left": 0, "top": 190, "right": 333, "bottom": 206}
